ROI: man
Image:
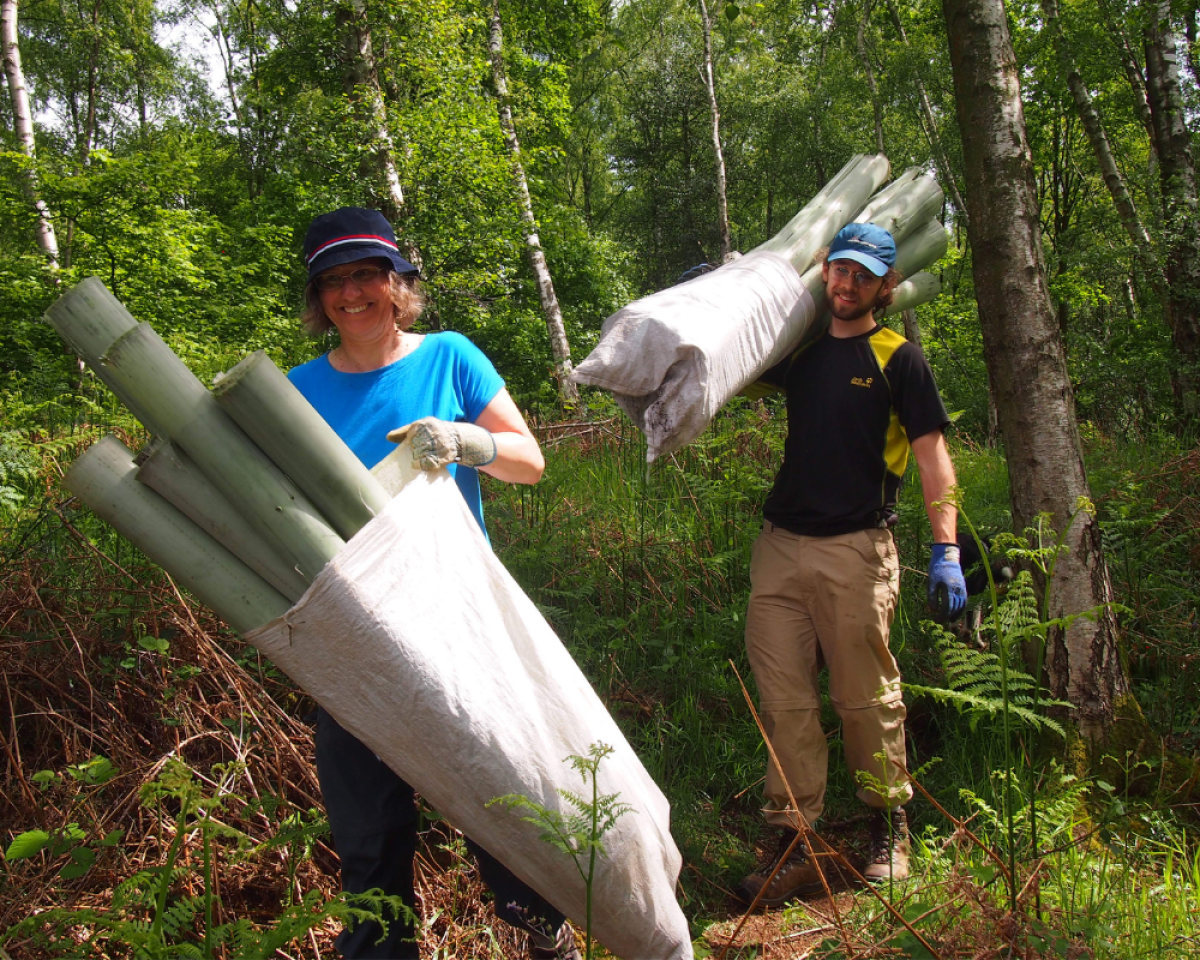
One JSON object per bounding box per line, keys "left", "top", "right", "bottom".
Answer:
{"left": 738, "top": 222, "right": 967, "bottom": 905}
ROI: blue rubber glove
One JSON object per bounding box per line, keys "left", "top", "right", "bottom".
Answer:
{"left": 928, "top": 543, "right": 968, "bottom": 623}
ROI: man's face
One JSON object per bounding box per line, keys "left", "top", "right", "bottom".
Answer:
{"left": 822, "top": 258, "right": 889, "bottom": 323}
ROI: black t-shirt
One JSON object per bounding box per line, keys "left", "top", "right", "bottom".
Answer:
{"left": 761, "top": 325, "right": 949, "bottom": 536}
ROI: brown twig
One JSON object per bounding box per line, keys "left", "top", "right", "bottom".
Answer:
{"left": 902, "top": 770, "right": 1014, "bottom": 887}
{"left": 726, "top": 660, "right": 946, "bottom": 960}
{"left": 721, "top": 662, "right": 854, "bottom": 960}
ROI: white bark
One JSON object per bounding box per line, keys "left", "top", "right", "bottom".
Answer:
{"left": 488, "top": 0, "right": 578, "bottom": 403}
{"left": 1040, "top": 0, "right": 1160, "bottom": 297}
{"left": 1143, "top": 0, "right": 1200, "bottom": 412}
{"left": 944, "top": 0, "right": 1130, "bottom": 741}
{"left": 882, "top": 0, "right": 971, "bottom": 227}
{"left": 1, "top": 0, "right": 59, "bottom": 267}
{"left": 339, "top": 0, "right": 405, "bottom": 221}
{"left": 1096, "top": 0, "right": 1156, "bottom": 150}
{"left": 697, "top": 0, "right": 733, "bottom": 261}
{"left": 857, "top": 2, "right": 886, "bottom": 156}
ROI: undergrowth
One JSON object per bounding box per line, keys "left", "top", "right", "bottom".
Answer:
{"left": 2, "top": 404, "right": 1197, "bottom": 958}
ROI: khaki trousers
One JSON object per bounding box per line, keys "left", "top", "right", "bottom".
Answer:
{"left": 745, "top": 523, "right": 912, "bottom": 829}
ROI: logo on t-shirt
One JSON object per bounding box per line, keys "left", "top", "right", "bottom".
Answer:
{"left": 851, "top": 376, "right": 874, "bottom": 388}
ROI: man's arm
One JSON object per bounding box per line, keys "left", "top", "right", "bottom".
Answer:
{"left": 910, "top": 429, "right": 957, "bottom": 542}
{"left": 910, "top": 428, "right": 967, "bottom": 620}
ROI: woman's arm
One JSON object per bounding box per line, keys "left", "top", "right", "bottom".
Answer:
{"left": 474, "top": 388, "right": 545, "bottom": 485}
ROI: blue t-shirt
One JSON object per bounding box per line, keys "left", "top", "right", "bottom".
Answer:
{"left": 287, "top": 332, "right": 504, "bottom": 535}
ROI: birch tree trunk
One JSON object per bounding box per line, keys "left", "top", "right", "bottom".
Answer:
{"left": 1097, "top": 0, "right": 1157, "bottom": 152}
{"left": 697, "top": 0, "right": 733, "bottom": 261}
{"left": 337, "top": 0, "right": 405, "bottom": 224}
{"left": 1186, "top": 3, "right": 1200, "bottom": 87}
{"left": 488, "top": 0, "right": 578, "bottom": 403}
{"left": 1143, "top": 0, "right": 1200, "bottom": 416}
{"left": 1041, "top": 0, "right": 1158, "bottom": 281}
{"left": 882, "top": 0, "right": 971, "bottom": 227}
{"left": 1, "top": 0, "right": 59, "bottom": 267}
{"left": 857, "top": 2, "right": 886, "bottom": 156}
{"left": 943, "top": 0, "right": 1132, "bottom": 743}
{"left": 81, "top": 0, "right": 101, "bottom": 164}
{"left": 209, "top": 2, "right": 254, "bottom": 198}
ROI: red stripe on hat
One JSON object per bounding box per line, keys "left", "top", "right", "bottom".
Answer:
{"left": 307, "top": 233, "right": 399, "bottom": 265}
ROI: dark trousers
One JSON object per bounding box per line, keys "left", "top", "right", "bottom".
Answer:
{"left": 315, "top": 708, "right": 565, "bottom": 958}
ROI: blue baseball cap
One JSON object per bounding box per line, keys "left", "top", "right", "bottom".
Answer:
{"left": 303, "top": 207, "right": 419, "bottom": 280}
{"left": 827, "top": 222, "right": 896, "bottom": 277}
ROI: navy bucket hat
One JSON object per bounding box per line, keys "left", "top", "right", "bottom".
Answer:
{"left": 303, "top": 207, "right": 419, "bottom": 280}
{"left": 827, "top": 222, "right": 897, "bottom": 277}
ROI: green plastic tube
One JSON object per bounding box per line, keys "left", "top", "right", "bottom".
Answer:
{"left": 212, "top": 351, "right": 391, "bottom": 540}
{"left": 136, "top": 439, "right": 310, "bottom": 602}
{"left": 753, "top": 154, "right": 892, "bottom": 271}
{"left": 42, "top": 276, "right": 167, "bottom": 436}
{"left": 65, "top": 435, "right": 292, "bottom": 635}
{"left": 98, "top": 323, "right": 344, "bottom": 582}
{"left": 881, "top": 272, "right": 943, "bottom": 317}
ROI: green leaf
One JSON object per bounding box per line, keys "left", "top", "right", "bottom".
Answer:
{"left": 68, "top": 756, "right": 117, "bottom": 785}
{"left": 725, "top": 2, "right": 740, "bottom": 19}
{"left": 58, "top": 860, "right": 92, "bottom": 879}
{"left": 891, "top": 930, "right": 937, "bottom": 959}
{"left": 5, "top": 829, "right": 50, "bottom": 860}
{"left": 137, "top": 634, "right": 170, "bottom": 654}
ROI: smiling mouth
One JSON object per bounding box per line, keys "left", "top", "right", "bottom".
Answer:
{"left": 342, "top": 304, "right": 370, "bottom": 314}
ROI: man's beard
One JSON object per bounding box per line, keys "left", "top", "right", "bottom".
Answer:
{"left": 829, "top": 299, "right": 876, "bottom": 322}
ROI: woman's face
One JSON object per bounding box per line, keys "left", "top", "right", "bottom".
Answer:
{"left": 315, "top": 257, "right": 395, "bottom": 341}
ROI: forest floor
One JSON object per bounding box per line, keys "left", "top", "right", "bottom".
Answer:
{"left": 3, "top": 424, "right": 1198, "bottom": 958}
{"left": 0, "top": 521, "right": 994, "bottom": 960}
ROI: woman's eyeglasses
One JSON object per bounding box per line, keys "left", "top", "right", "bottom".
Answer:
{"left": 314, "top": 266, "right": 389, "bottom": 292}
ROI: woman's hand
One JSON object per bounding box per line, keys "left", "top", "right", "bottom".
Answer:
{"left": 387, "top": 389, "right": 544, "bottom": 485}
{"left": 389, "top": 418, "right": 496, "bottom": 470}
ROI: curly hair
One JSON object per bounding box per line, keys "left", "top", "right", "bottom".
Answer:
{"left": 301, "top": 267, "right": 426, "bottom": 337}
{"left": 815, "top": 247, "right": 904, "bottom": 314}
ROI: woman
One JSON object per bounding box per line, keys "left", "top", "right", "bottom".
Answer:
{"left": 288, "top": 207, "right": 576, "bottom": 960}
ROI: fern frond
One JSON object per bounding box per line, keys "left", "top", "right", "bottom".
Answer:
{"left": 160, "top": 896, "right": 200, "bottom": 937}
{"left": 909, "top": 610, "right": 1069, "bottom": 737}
{"left": 961, "top": 764, "right": 1088, "bottom": 846}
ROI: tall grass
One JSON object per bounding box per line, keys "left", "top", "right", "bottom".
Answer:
{"left": 3, "top": 395, "right": 1197, "bottom": 957}
{"left": 488, "top": 404, "right": 1200, "bottom": 954}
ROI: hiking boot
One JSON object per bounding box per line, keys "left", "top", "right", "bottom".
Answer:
{"left": 529, "top": 921, "right": 582, "bottom": 960}
{"left": 863, "top": 807, "right": 910, "bottom": 883}
{"left": 737, "top": 829, "right": 827, "bottom": 906}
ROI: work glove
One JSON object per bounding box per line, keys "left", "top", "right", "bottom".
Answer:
{"left": 387, "top": 417, "right": 497, "bottom": 471}
{"left": 928, "top": 542, "right": 968, "bottom": 623}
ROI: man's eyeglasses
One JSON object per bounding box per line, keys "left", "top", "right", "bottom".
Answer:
{"left": 831, "top": 264, "right": 878, "bottom": 287}
{"left": 314, "top": 265, "right": 389, "bottom": 292}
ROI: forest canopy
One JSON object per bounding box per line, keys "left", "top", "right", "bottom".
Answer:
{"left": 0, "top": 0, "right": 1191, "bottom": 431}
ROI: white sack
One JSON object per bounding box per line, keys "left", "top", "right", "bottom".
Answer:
{"left": 246, "top": 467, "right": 691, "bottom": 960}
{"left": 572, "top": 250, "right": 815, "bottom": 461}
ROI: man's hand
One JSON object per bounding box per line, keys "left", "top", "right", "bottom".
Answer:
{"left": 387, "top": 418, "right": 497, "bottom": 471}
{"left": 928, "top": 543, "right": 968, "bottom": 623}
